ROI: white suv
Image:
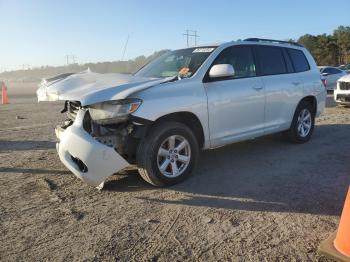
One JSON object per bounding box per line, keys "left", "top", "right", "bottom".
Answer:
{"left": 37, "top": 38, "right": 326, "bottom": 188}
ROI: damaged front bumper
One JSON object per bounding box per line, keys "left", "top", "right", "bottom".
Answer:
{"left": 56, "top": 109, "right": 129, "bottom": 189}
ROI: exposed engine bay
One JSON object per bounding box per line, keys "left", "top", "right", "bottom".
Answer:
{"left": 58, "top": 100, "right": 149, "bottom": 164}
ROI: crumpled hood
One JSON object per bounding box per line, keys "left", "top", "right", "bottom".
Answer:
{"left": 338, "top": 74, "right": 350, "bottom": 83}
{"left": 36, "top": 69, "right": 173, "bottom": 106}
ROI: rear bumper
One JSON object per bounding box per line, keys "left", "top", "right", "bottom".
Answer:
{"left": 56, "top": 109, "right": 129, "bottom": 188}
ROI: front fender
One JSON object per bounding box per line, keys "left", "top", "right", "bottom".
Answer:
{"left": 131, "top": 80, "right": 210, "bottom": 148}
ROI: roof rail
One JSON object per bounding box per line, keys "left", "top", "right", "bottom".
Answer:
{"left": 244, "top": 38, "right": 304, "bottom": 47}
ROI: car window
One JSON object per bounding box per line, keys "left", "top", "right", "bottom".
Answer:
{"left": 135, "top": 47, "right": 216, "bottom": 78}
{"left": 287, "top": 48, "right": 310, "bottom": 73}
{"left": 328, "top": 68, "right": 336, "bottom": 74}
{"left": 212, "top": 46, "right": 256, "bottom": 79}
{"left": 255, "top": 46, "right": 287, "bottom": 75}
{"left": 282, "top": 48, "right": 294, "bottom": 73}
{"left": 322, "top": 68, "right": 331, "bottom": 74}
{"left": 330, "top": 68, "right": 342, "bottom": 74}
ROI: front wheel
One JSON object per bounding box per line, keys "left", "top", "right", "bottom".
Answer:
{"left": 286, "top": 101, "right": 315, "bottom": 143}
{"left": 136, "top": 121, "right": 199, "bottom": 186}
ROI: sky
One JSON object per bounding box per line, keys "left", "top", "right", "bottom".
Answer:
{"left": 0, "top": 0, "right": 349, "bottom": 71}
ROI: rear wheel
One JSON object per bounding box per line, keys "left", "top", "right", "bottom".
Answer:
{"left": 286, "top": 101, "right": 315, "bottom": 143}
{"left": 136, "top": 121, "right": 199, "bottom": 186}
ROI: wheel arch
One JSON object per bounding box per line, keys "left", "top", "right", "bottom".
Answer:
{"left": 299, "top": 95, "right": 317, "bottom": 116}
{"left": 150, "top": 111, "right": 206, "bottom": 149}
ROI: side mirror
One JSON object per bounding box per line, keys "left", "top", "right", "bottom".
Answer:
{"left": 209, "top": 64, "right": 235, "bottom": 79}
{"left": 322, "top": 72, "right": 329, "bottom": 76}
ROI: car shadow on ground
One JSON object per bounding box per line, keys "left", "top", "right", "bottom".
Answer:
{"left": 0, "top": 140, "right": 56, "bottom": 152}
{"left": 104, "top": 170, "right": 155, "bottom": 192}
{"left": 108, "top": 123, "right": 350, "bottom": 216}
{"left": 0, "top": 167, "right": 67, "bottom": 175}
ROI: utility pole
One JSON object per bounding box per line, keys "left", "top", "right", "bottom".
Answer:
{"left": 183, "top": 29, "right": 190, "bottom": 47}
{"left": 194, "top": 30, "right": 199, "bottom": 46}
{"left": 65, "top": 55, "right": 76, "bottom": 65}
{"left": 21, "top": 64, "right": 30, "bottom": 70}
{"left": 183, "top": 29, "right": 200, "bottom": 47}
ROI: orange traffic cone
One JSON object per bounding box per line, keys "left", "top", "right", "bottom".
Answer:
{"left": 334, "top": 187, "right": 350, "bottom": 257}
{"left": 1, "top": 82, "right": 9, "bottom": 104}
{"left": 319, "top": 187, "right": 350, "bottom": 261}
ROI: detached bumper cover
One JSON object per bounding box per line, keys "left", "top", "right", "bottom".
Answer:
{"left": 56, "top": 109, "right": 129, "bottom": 187}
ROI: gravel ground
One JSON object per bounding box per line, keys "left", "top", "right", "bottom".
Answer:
{"left": 0, "top": 83, "right": 349, "bottom": 261}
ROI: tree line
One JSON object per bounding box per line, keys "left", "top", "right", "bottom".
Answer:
{"left": 0, "top": 50, "right": 169, "bottom": 82}
{"left": 297, "top": 26, "right": 350, "bottom": 66}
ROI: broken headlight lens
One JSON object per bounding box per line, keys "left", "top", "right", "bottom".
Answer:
{"left": 89, "top": 99, "right": 142, "bottom": 124}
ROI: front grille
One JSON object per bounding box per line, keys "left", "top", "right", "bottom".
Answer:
{"left": 336, "top": 94, "right": 350, "bottom": 102}
{"left": 339, "top": 81, "right": 350, "bottom": 90}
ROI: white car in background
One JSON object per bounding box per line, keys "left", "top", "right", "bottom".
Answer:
{"left": 334, "top": 74, "right": 350, "bottom": 105}
{"left": 318, "top": 66, "right": 347, "bottom": 91}
{"left": 37, "top": 38, "right": 326, "bottom": 189}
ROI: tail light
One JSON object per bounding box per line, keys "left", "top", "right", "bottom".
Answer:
{"left": 321, "top": 78, "right": 327, "bottom": 88}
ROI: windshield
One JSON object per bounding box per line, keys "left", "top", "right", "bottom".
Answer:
{"left": 135, "top": 47, "right": 216, "bottom": 79}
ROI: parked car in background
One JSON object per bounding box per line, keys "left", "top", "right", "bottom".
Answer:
{"left": 318, "top": 66, "right": 347, "bottom": 91}
{"left": 37, "top": 38, "right": 326, "bottom": 189}
{"left": 338, "top": 64, "right": 350, "bottom": 74}
{"left": 334, "top": 74, "right": 350, "bottom": 105}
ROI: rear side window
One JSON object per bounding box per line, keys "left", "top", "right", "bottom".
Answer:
{"left": 287, "top": 49, "right": 310, "bottom": 72}
{"left": 255, "top": 46, "right": 287, "bottom": 76}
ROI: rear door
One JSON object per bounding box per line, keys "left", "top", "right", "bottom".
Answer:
{"left": 254, "top": 45, "right": 302, "bottom": 133}
{"left": 204, "top": 45, "right": 265, "bottom": 147}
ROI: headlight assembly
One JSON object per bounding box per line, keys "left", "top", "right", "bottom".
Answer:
{"left": 89, "top": 99, "right": 142, "bottom": 124}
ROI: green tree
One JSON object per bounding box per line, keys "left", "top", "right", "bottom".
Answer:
{"left": 299, "top": 33, "right": 340, "bottom": 66}
{"left": 334, "top": 26, "right": 350, "bottom": 64}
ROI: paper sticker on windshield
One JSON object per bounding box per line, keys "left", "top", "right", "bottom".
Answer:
{"left": 193, "top": 48, "right": 215, "bottom": 53}
{"left": 179, "top": 67, "right": 190, "bottom": 77}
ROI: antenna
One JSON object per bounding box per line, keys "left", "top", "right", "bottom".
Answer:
{"left": 121, "top": 35, "right": 130, "bottom": 61}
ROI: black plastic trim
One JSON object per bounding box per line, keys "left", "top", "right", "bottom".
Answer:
{"left": 129, "top": 115, "right": 154, "bottom": 126}
{"left": 244, "top": 38, "right": 304, "bottom": 47}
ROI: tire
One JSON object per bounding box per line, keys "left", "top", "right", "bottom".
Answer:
{"left": 136, "top": 121, "right": 199, "bottom": 186}
{"left": 286, "top": 100, "right": 315, "bottom": 143}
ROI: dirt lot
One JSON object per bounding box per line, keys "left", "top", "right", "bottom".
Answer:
{"left": 1, "top": 83, "right": 349, "bottom": 261}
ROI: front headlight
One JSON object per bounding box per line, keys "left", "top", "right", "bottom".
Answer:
{"left": 89, "top": 98, "right": 142, "bottom": 124}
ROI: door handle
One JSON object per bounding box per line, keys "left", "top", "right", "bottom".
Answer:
{"left": 292, "top": 82, "right": 301, "bottom": 86}
{"left": 252, "top": 86, "right": 263, "bottom": 91}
